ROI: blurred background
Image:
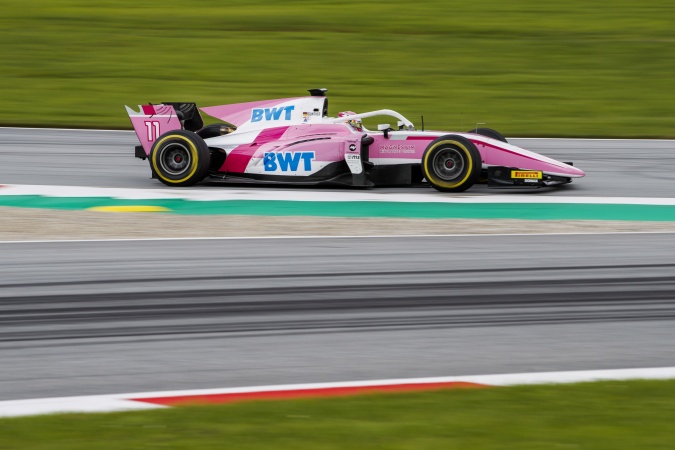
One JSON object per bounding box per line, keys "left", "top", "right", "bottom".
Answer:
{"left": 1, "top": 0, "right": 674, "bottom": 136}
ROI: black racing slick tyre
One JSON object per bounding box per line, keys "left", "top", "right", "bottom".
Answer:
{"left": 422, "top": 135, "right": 482, "bottom": 192}
{"left": 150, "top": 130, "right": 211, "bottom": 187}
{"left": 467, "top": 127, "right": 508, "bottom": 143}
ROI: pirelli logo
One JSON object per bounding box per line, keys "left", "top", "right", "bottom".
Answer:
{"left": 511, "top": 170, "right": 542, "bottom": 179}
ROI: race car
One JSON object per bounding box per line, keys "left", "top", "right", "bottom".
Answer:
{"left": 125, "top": 89, "right": 584, "bottom": 192}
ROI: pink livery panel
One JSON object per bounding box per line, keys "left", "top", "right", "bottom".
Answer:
{"left": 220, "top": 133, "right": 359, "bottom": 176}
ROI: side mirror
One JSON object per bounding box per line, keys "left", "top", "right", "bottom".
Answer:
{"left": 398, "top": 120, "right": 405, "bottom": 130}
{"left": 378, "top": 123, "right": 391, "bottom": 138}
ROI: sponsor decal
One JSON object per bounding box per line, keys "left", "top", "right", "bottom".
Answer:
{"left": 511, "top": 170, "right": 542, "bottom": 179}
{"left": 345, "top": 153, "right": 363, "bottom": 174}
{"left": 523, "top": 179, "right": 539, "bottom": 184}
{"left": 349, "top": 144, "right": 357, "bottom": 151}
{"left": 264, "top": 151, "right": 314, "bottom": 172}
{"left": 251, "top": 106, "right": 295, "bottom": 122}
{"left": 379, "top": 144, "right": 416, "bottom": 154}
{"left": 144, "top": 121, "right": 160, "bottom": 142}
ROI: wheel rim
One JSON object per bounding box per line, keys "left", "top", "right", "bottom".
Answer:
{"left": 159, "top": 143, "right": 191, "bottom": 175}
{"left": 431, "top": 147, "right": 465, "bottom": 181}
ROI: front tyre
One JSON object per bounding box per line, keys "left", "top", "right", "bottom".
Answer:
{"left": 150, "top": 130, "right": 210, "bottom": 187}
{"left": 422, "top": 135, "right": 482, "bottom": 192}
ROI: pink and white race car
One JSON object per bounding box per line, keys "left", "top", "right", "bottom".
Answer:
{"left": 126, "top": 89, "right": 584, "bottom": 192}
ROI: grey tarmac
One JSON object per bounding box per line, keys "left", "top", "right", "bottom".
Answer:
{"left": 0, "top": 128, "right": 674, "bottom": 403}
{"left": 0, "top": 234, "right": 674, "bottom": 401}
{"left": 1, "top": 127, "right": 674, "bottom": 197}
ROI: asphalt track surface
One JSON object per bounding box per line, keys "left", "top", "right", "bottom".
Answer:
{"left": 0, "top": 128, "right": 674, "bottom": 402}
{"left": 1, "top": 127, "right": 674, "bottom": 196}
{"left": 1, "top": 235, "right": 675, "bottom": 401}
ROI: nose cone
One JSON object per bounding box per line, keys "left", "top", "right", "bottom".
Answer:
{"left": 557, "top": 162, "right": 585, "bottom": 177}
{"left": 473, "top": 138, "right": 585, "bottom": 178}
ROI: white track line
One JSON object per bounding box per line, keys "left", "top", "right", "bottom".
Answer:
{"left": 2, "top": 184, "right": 675, "bottom": 205}
{"left": 1, "top": 367, "right": 673, "bottom": 418}
{"left": 0, "top": 397, "right": 163, "bottom": 418}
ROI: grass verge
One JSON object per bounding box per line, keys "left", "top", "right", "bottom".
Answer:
{"left": 2, "top": 1, "right": 675, "bottom": 136}
{"left": 1, "top": 380, "right": 674, "bottom": 449}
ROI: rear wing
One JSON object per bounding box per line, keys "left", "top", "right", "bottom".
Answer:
{"left": 125, "top": 102, "right": 203, "bottom": 156}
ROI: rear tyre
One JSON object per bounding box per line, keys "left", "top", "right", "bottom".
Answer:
{"left": 150, "top": 130, "right": 211, "bottom": 187}
{"left": 467, "top": 127, "right": 508, "bottom": 143}
{"left": 422, "top": 135, "right": 482, "bottom": 192}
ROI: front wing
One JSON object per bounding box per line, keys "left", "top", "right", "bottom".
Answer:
{"left": 487, "top": 166, "right": 573, "bottom": 188}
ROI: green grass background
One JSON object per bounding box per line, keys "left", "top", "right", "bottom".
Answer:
{"left": 1, "top": 0, "right": 674, "bottom": 136}
{"left": 2, "top": 380, "right": 675, "bottom": 449}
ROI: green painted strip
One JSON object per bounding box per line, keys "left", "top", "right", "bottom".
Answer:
{"left": 2, "top": 195, "right": 675, "bottom": 221}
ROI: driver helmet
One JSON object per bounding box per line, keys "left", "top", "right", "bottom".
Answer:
{"left": 338, "top": 111, "right": 363, "bottom": 131}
